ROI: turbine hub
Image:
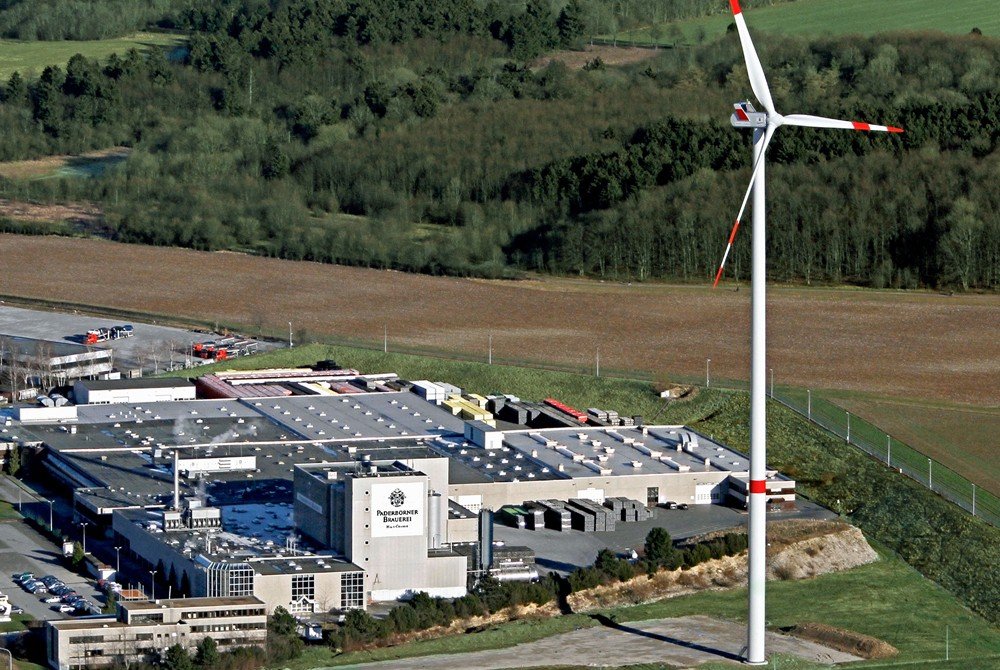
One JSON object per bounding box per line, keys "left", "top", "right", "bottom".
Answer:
{"left": 731, "top": 101, "right": 768, "bottom": 128}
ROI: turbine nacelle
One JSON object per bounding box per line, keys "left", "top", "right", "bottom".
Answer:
{"left": 731, "top": 102, "right": 768, "bottom": 129}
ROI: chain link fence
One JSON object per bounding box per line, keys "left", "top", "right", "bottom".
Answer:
{"left": 771, "top": 387, "right": 1000, "bottom": 529}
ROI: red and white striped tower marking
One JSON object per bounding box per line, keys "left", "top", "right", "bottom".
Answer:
{"left": 717, "top": 0, "right": 903, "bottom": 664}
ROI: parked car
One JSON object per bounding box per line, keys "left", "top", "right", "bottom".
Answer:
{"left": 25, "top": 581, "right": 46, "bottom": 594}
{"left": 13, "top": 573, "right": 34, "bottom": 585}
{"left": 51, "top": 585, "right": 72, "bottom": 596}
{"left": 40, "top": 576, "right": 61, "bottom": 587}
{"left": 677, "top": 502, "right": 690, "bottom": 510}
{"left": 59, "top": 593, "right": 79, "bottom": 603}
{"left": 11, "top": 606, "right": 23, "bottom": 614}
{"left": 56, "top": 604, "right": 74, "bottom": 613}
{"left": 662, "top": 501, "right": 678, "bottom": 509}
{"left": 42, "top": 595, "right": 61, "bottom": 603}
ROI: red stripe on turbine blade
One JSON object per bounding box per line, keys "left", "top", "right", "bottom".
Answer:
{"left": 713, "top": 262, "right": 727, "bottom": 288}
{"left": 730, "top": 0, "right": 742, "bottom": 15}
{"left": 887, "top": 126, "right": 904, "bottom": 133}
{"left": 852, "top": 121, "right": 871, "bottom": 131}
{"left": 727, "top": 219, "right": 741, "bottom": 244}
{"left": 749, "top": 480, "right": 767, "bottom": 494}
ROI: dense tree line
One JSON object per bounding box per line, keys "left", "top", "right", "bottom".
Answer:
{"left": 0, "top": 1, "right": 996, "bottom": 289}
{"left": 0, "top": 0, "right": 190, "bottom": 40}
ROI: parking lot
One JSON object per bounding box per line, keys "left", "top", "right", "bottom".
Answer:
{"left": 495, "top": 501, "right": 835, "bottom": 574}
{"left": 0, "top": 519, "right": 105, "bottom": 621}
{"left": 0, "top": 304, "right": 276, "bottom": 374}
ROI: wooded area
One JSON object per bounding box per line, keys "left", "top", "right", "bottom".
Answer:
{"left": 0, "top": 0, "right": 996, "bottom": 289}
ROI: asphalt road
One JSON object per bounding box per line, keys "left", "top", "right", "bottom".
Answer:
{"left": 336, "top": 615, "right": 860, "bottom": 669}
{"left": 496, "top": 501, "right": 835, "bottom": 574}
{"left": 0, "top": 304, "right": 276, "bottom": 374}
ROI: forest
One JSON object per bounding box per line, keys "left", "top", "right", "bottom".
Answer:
{"left": 0, "top": 0, "right": 996, "bottom": 289}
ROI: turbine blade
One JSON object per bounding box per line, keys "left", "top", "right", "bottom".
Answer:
{"left": 782, "top": 114, "right": 904, "bottom": 133}
{"left": 713, "top": 125, "right": 776, "bottom": 288}
{"left": 730, "top": 0, "right": 775, "bottom": 115}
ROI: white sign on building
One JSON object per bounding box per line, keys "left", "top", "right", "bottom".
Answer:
{"left": 371, "top": 481, "right": 425, "bottom": 537}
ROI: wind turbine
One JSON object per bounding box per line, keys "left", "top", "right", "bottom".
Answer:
{"left": 714, "top": 1, "right": 902, "bottom": 665}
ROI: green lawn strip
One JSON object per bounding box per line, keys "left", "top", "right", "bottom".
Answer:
{"left": 0, "top": 499, "right": 23, "bottom": 521}
{"left": 0, "top": 32, "right": 184, "bottom": 79}
{"left": 0, "top": 613, "right": 35, "bottom": 633}
{"left": 283, "top": 614, "right": 597, "bottom": 669}
{"left": 602, "top": 0, "right": 999, "bottom": 46}
{"left": 603, "top": 549, "right": 999, "bottom": 667}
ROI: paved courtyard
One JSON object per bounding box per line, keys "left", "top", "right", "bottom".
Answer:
{"left": 335, "top": 615, "right": 860, "bottom": 669}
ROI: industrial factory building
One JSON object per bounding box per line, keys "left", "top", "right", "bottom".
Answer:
{"left": 9, "top": 367, "right": 794, "bottom": 616}
{"left": 0, "top": 334, "right": 113, "bottom": 395}
{"left": 45, "top": 596, "right": 268, "bottom": 670}
{"left": 73, "top": 378, "right": 196, "bottom": 405}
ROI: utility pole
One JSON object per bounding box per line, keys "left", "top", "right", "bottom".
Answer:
{"left": 846, "top": 411, "right": 851, "bottom": 443}
{"left": 288, "top": 322, "right": 293, "bottom": 348}
{"left": 383, "top": 324, "right": 387, "bottom": 353}
{"left": 887, "top": 435, "right": 891, "bottom": 467}
{"left": 972, "top": 483, "right": 976, "bottom": 516}
{"left": 595, "top": 347, "right": 600, "bottom": 378}
{"left": 488, "top": 333, "right": 492, "bottom": 365}
{"left": 706, "top": 358, "right": 711, "bottom": 388}
{"left": 928, "top": 458, "right": 933, "bottom": 490}
{"left": 807, "top": 389, "right": 811, "bottom": 420}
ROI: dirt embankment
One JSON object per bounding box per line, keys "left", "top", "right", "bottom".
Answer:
{"left": 786, "top": 622, "right": 898, "bottom": 660}
{"left": 568, "top": 520, "right": 878, "bottom": 612}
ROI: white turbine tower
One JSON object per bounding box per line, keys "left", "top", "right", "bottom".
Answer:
{"left": 715, "top": 1, "right": 902, "bottom": 665}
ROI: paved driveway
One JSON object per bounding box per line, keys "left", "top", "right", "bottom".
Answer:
{"left": 0, "top": 519, "right": 104, "bottom": 621}
{"left": 334, "top": 615, "right": 860, "bottom": 669}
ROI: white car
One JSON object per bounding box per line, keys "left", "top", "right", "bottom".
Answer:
{"left": 43, "top": 595, "right": 61, "bottom": 603}
{"left": 57, "top": 604, "right": 75, "bottom": 613}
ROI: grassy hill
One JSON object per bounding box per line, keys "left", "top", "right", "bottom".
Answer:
{"left": 0, "top": 31, "right": 183, "bottom": 79}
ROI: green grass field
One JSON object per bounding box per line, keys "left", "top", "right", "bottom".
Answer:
{"left": 607, "top": 0, "right": 999, "bottom": 47}
{"left": 0, "top": 32, "right": 184, "bottom": 79}
{"left": 826, "top": 392, "right": 1000, "bottom": 496}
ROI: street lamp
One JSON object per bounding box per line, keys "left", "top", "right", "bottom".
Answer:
{"left": 706, "top": 358, "right": 711, "bottom": 388}
{"left": 149, "top": 570, "right": 157, "bottom": 602}
{"left": 115, "top": 546, "right": 122, "bottom": 575}
{"left": 79, "top": 521, "right": 89, "bottom": 554}
{"left": 288, "top": 322, "right": 293, "bottom": 348}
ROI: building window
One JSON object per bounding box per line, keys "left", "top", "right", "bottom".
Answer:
{"left": 340, "top": 572, "right": 364, "bottom": 610}
{"left": 646, "top": 487, "right": 659, "bottom": 506}
{"left": 289, "top": 574, "right": 315, "bottom": 613}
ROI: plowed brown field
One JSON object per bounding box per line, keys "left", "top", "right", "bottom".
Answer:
{"left": 2, "top": 234, "right": 997, "bottom": 406}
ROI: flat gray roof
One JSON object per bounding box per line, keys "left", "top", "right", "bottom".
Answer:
{"left": 77, "top": 378, "right": 194, "bottom": 391}
{"left": 243, "top": 392, "right": 464, "bottom": 442}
